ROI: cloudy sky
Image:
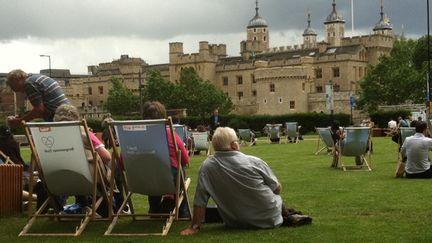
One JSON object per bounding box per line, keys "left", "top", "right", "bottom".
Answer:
{"left": 0, "top": 0, "right": 427, "bottom": 74}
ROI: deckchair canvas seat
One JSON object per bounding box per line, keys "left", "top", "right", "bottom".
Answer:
{"left": 315, "top": 127, "right": 335, "bottom": 155}
{"left": 105, "top": 118, "right": 191, "bottom": 236}
{"left": 285, "top": 122, "right": 299, "bottom": 143}
{"left": 20, "top": 120, "right": 111, "bottom": 237}
{"left": 335, "top": 127, "right": 372, "bottom": 171}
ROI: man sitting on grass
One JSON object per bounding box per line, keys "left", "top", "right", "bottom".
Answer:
{"left": 181, "top": 127, "right": 311, "bottom": 236}
{"left": 401, "top": 121, "right": 432, "bottom": 179}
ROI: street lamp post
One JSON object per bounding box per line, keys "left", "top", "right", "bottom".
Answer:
{"left": 40, "top": 54, "right": 51, "bottom": 77}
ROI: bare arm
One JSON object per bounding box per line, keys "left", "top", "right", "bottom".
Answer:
{"left": 180, "top": 206, "right": 206, "bottom": 236}
{"left": 8, "top": 103, "right": 45, "bottom": 127}
{"left": 96, "top": 147, "right": 112, "bottom": 165}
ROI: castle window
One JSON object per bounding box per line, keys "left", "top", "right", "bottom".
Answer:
{"left": 263, "top": 28, "right": 266, "bottom": 33}
{"left": 278, "top": 97, "right": 283, "bottom": 104}
{"left": 222, "top": 77, "right": 229, "bottom": 86}
{"left": 316, "top": 86, "right": 323, "bottom": 93}
{"left": 237, "top": 75, "right": 243, "bottom": 85}
{"left": 333, "top": 84, "right": 340, "bottom": 92}
{"left": 270, "top": 83, "right": 275, "bottom": 92}
{"left": 332, "top": 67, "right": 340, "bottom": 78}
{"left": 254, "top": 28, "right": 257, "bottom": 33}
{"left": 263, "top": 98, "right": 267, "bottom": 104}
{"left": 263, "top": 36, "right": 267, "bottom": 42}
{"left": 98, "top": 86, "right": 104, "bottom": 95}
{"left": 302, "top": 83, "right": 305, "bottom": 91}
{"left": 237, "top": 91, "right": 244, "bottom": 100}
{"left": 289, "top": 101, "right": 295, "bottom": 109}
{"left": 252, "top": 90, "right": 257, "bottom": 96}
{"left": 88, "top": 87, "right": 92, "bottom": 95}
{"left": 254, "top": 37, "right": 257, "bottom": 41}
{"left": 251, "top": 74, "right": 256, "bottom": 83}
{"left": 315, "top": 68, "right": 322, "bottom": 79}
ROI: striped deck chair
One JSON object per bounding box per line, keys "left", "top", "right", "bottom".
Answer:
{"left": 0, "top": 150, "right": 23, "bottom": 216}
{"left": 20, "top": 120, "right": 111, "bottom": 237}
{"left": 190, "top": 131, "right": 210, "bottom": 156}
{"left": 105, "top": 118, "right": 191, "bottom": 236}
{"left": 315, "top": 127, "right": 335, "bottom": 155}
{"left": 335, "top": 127, "right": 372, "bottom": 171}
{"left": 285, "top": 122, "right": 299, "bottom": 144}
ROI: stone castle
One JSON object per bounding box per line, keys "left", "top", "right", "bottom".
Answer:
{"left": 0, "top": 0, "right": 395, "bottom": 117}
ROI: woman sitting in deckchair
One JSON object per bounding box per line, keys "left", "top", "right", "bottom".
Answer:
{"left": 142, "top": 101, "right": 190, "bottom": 217}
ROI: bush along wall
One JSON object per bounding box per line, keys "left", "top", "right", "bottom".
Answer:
{"left": 180, "top": 113, "right": 350, "bottom": 134}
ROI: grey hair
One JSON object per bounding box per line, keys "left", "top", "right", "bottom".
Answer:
{"left": 54, "top": 104, "right": 80, "bottom": 122}
{"left": 211, "top": 127, "right": 238, "bottom": 151}
{"left": 6, "top": 69, "right": 27, "bottom": 85}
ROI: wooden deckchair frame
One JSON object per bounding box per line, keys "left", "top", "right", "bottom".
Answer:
{"left": 104, "top": 118, "right": 192, "bottom": 236}
{"left": 19, "top": 120, "right": 112, "bottom": 237}
{"left": 335, "top": 127, "right": 372, "bottom": 172}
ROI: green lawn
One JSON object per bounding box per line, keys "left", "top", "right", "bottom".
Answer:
{"left": 2, "top": 136, "right": 432, "bottom": 242}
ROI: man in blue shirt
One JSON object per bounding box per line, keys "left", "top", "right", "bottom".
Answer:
{"left": 6, "top": 69, "right": 69, "bottom": 127}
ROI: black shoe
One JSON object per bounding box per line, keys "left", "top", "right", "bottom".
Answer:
{"left": 282, "top": 214, "right": 312, "bottom": 227}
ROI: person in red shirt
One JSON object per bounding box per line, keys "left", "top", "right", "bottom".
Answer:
{"left": 142, "top": 101, "right": 190, "bottom": 217}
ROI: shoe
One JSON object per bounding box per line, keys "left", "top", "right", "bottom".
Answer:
{"left": 122, "top": 204, "right": 131, "bottom": 214}
{"left": 282, "top": 214, "right": 312, "bottom": 227}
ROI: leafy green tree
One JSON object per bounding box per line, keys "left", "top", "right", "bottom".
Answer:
{"left": 358, "top": 39, "right": 424, "bottom": 112}
{"left": 104, "top": 77, "right": 139, "bottom": 115}
{"left": 413, "top": 35, "right": 432, "bottom": 70}
{"left": 176, "top": 67, "right": 233, "bottom": 117}
{"left": 142, "top": 70, "right": 178, "bottom": 109}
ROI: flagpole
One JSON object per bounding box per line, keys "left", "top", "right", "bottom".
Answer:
{"left": 351, "top": 0, "right": 354, "bottom": 35}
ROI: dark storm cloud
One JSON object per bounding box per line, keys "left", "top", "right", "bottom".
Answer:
{"left": 0, "top": 0, "right": 427, "bottom": 41}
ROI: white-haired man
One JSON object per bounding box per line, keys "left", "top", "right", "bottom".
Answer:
{"left": 181, "top": 127, "right": 311, "bottom": 235}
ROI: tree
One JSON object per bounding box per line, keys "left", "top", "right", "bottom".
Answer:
{"left": 142, "top": 70, "right": 178, "bottom": 109}
{"left": 104, "top": 77, "right": 139, "bottom": 115}
{"left": 412, "top": 35, "right": 432, "bottom": 71}
{"left": 358, "top": 39, "right": 424, "bottom": 112}
{"left": 177, "top": 67, "right": 233, "bottom": 117}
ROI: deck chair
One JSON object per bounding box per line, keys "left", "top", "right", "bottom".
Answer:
{"left": 20, "top": 120, "right": 111, "bottom": 237}
{"left": 315, "top": 127, "right": 335, "bottom": 155}
{"left": 285, "top": 122, "right": 300, "bottom": 144}
{"left": 397, "top": 127, "right": 416, "bottom": 161}
{"left": 335, "top": 127, "right": 372, "bottom": 171}
{"left": 238, "top": 129, "right": 254, "bottom": 146}
{"left": 173, "top": 124, "right": 188, "bottom": 147}
{"left": 104, "top": 118, "right": 192, "bottom": 236}
{"left": 190, "top": 131, "right": 210, "bottom": 156}
{"left": 267, "top": 124, "right": 282, "bottom": 144}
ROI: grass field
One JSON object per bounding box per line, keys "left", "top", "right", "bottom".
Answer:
{"left": 1, "top": 135, "right": 432, "bottom": 242}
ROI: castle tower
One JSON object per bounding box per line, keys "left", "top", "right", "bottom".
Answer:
{"left": 373, "top": 0, "right": 393, "bottom": 36}
{"left": 303, "top": 12, "right": 317, "bottom": 49}
{"left": 241, "top": 0, "right": 269, "bottom": 59}
{"left": 324, "top": 0, "right": 345, "bottom": 47}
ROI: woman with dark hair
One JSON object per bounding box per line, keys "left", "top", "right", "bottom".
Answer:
{"left": 142, "top": 101, "right": 190, "bottom": 217}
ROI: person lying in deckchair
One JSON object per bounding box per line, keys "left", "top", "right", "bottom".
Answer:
{"left": 181, "top": 127, "right": 312, "bottom": 235}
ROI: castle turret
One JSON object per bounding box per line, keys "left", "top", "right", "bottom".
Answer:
{"left": 373, "top": 0, "right": 393, "bottom": 36}
{"left": 169, "top": 42, "right": 184, "bottom": 63}
{"left": 241, "top": 0, "right": 269, "bottom": 59}
{"left": 303, "top": 12, "right": 317, "bottom": 49}
{"left": 324, "top": 0, "right": 345, "bottom": 47}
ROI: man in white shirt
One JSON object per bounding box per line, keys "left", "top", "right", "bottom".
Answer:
{"left": 401, "top": 121, "right": 432, "bottom": 178}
